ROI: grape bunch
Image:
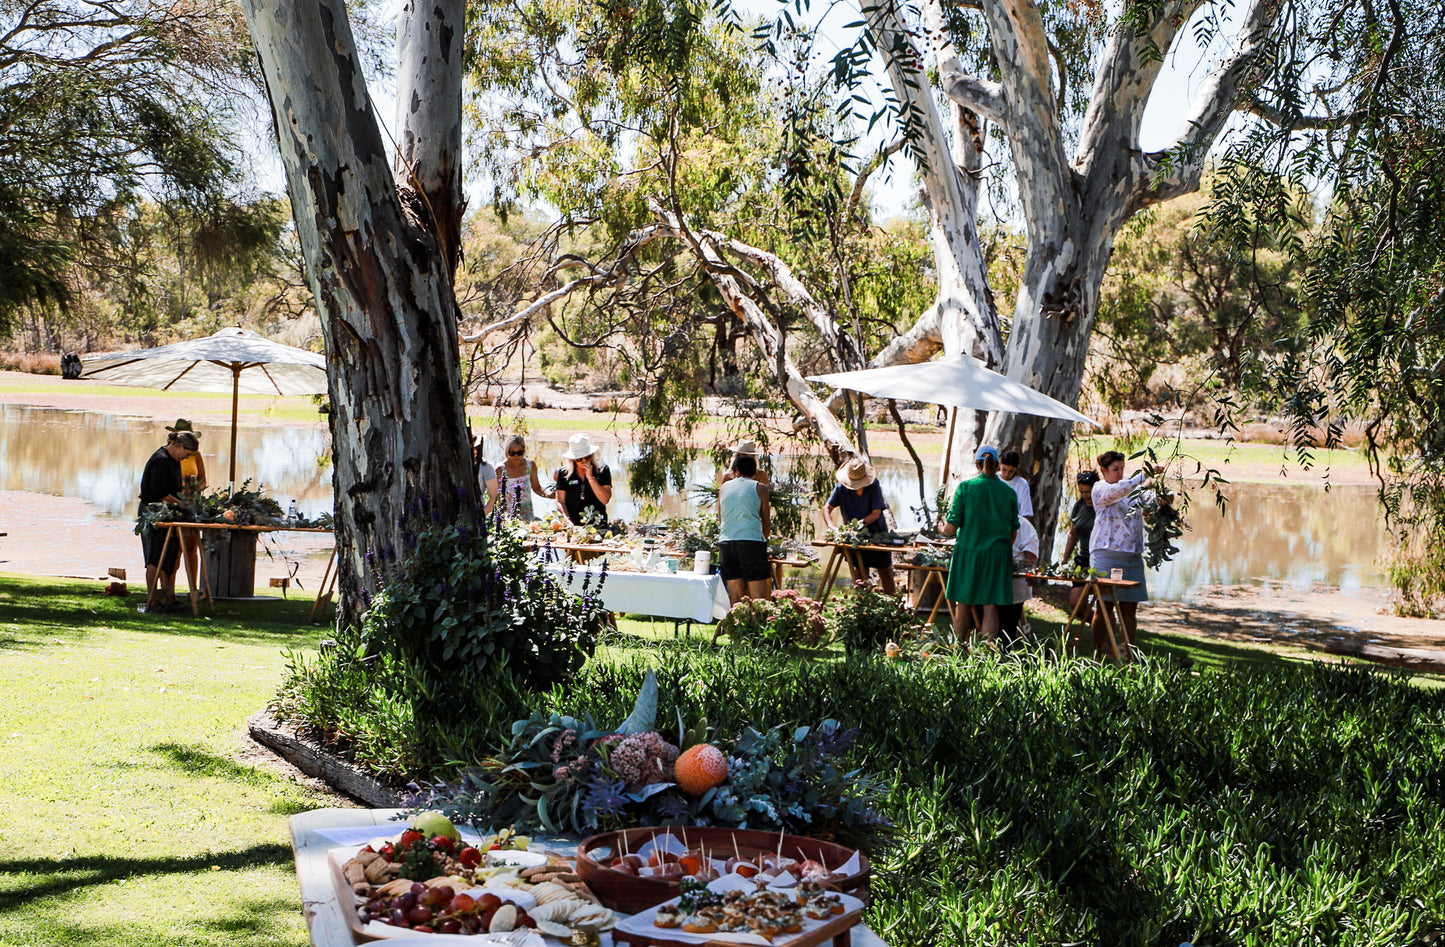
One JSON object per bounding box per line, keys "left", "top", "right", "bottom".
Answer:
{"left": 359, "top": 883, "right": 537, "bottom": 935}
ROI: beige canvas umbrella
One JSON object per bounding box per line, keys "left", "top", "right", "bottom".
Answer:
{"left": 809, "top": 354, "right": 1097, "bottom": 482}
{"left": 80, "top": 327, "right": 328, "bottom": 488}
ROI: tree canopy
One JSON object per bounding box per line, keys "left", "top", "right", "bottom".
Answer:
{"left": 0, "top": 0, "right": 255, "bottom": 331}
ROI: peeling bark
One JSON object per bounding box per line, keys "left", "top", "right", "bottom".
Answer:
{"left": 240, "top": 0, "right": 473, "bottom": 625}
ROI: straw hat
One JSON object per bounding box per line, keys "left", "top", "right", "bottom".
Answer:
{"left": 836, "top": 458, "right": 876, "bottom": 490}
{"left": 564, "top": 432, "right": 600, "bottom": 460}
{"left": 166, "top": 418, "right": 200, "bottom": 438}
{"left": 731, "top": 439, "right": 759, "bottom": 456}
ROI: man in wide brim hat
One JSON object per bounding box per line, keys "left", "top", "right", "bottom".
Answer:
{"left": 823, "top": 456, "right": 896, "bottom": 593}
{"left": 835, "top": 457, "right": 877, "bottom": 490}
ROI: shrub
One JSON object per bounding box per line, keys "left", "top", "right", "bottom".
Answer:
{"left": 715, "top": 589, "right": 829, "bottom": 649}
{"left": 270, "top": 508, "right": 606, "bottom": 779}
{"left": 359, "top": 513, "right": 605, "bottom": 689}
{"left": 825, "top": 580, "right": 921, "bottom": 656}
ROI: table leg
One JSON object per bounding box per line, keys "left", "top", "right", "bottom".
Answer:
{"left": 1060, "top": 584, "right": 1092, "bottom": 655}
{"left": 195, "top": 528, "right": 214, "bottom": 614}
{"left": 924, "top": 570, "right": 946, "bottom": 627}
{"left": 310, "top": 546, "right": 338, "bottom": 622}
{"left": 1093, "top": 581, "right": 1123, "bottom": 663}
{"left": 814, "top": 549, "right": 842, "bottom": 604}
{"left": 154, "top": 527, "right": 177, "bottom": 612}
{"left": 1102, "top": 584, "right": 1133, "bottom": 662}
{"left": 771, "top": 561, "right": 784, "bottom": 593}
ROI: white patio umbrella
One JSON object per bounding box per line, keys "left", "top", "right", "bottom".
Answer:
{"left": 80, "top": 327, "right": 329, "bottom": 488}
{"left": 808, "top": 354, "right": 1097, "bottom": 482}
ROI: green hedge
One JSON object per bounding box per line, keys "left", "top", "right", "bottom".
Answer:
{"left": 554, "top": 651, "right": 1445, "bottom": 946}
{"left": 279, "top": 636, "right": 1445, "bottom": 945}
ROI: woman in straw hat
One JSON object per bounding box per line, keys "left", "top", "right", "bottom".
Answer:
{"left": 940, "top": 445, "right": 1017, "bottom": 643}
{"left": 718, "top": 439, "right": 772, "bottom": 489}
{"left": 822, "top": 458, "right": 896, "bottom": 594}
{"left": 554, "top": 432, "right": 613, "bottom": 526}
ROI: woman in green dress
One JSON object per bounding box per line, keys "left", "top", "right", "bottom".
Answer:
{"left": 940, "top": 445, "right": 1018, "bottom": 643}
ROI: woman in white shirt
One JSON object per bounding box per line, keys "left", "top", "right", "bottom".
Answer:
{"left": 1088, "top": 450, "right": 1159, "bottom": 655}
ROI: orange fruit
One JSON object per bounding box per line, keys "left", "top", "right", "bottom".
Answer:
{"left": 674, "top": 744, "right": 728, "bottom": 796}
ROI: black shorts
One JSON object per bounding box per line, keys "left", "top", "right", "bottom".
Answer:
{"left": 141, "top": 528, "right": 181, "bottom": 572}
{"left": 719, "top": 540, "right": 771, "bottom": 583}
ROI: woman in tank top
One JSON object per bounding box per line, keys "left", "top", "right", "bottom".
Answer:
{"left": 716, "top": 453, "right": 772, "bottom": 605}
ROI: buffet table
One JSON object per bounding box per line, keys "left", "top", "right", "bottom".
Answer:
{"left": 544, "top": 562, "right": 730, "bottom": 623}
{"left": 154, "top": 521, "right": 334, "bottom": 616}
{"left": 289, "top": 808, "right": 892, "bottom": 947}
{"left": 1019, "top": 572, "right": 1142, "bottom": 662}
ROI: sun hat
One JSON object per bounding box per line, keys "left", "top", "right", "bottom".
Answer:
{"left": 975, "top": 445, "right": 1000, "bottom": 463}
{"left": 836, "top": 458, "right": 876, "bottom": 490}
{"left": 563, "top": 432, "right": 601, "bottom": 460}
{"left": 166, "top": 418, "right": 199, "bottom": 437}
{"left": 731, "top": 439, "right": 759, "bottom": 456}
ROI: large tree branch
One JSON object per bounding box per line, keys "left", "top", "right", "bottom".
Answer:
{"left": 975, "top": 0, "right": 1073, "bottom": 242}
{"left": 647, "top": 200, "right": 860, "bottom": 463}
{"left": 396, "top": 0, "right": 466, "bottom": 276}
{"left": 1140, "top": 0, "right": 1284, "bottom": 205}
{"left": 1076, "top": 0, "right": 1201, "bottom": 174}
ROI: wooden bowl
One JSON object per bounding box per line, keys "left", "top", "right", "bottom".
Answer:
{"left": 576, "top": 825, "right": 870, "bottom": 914}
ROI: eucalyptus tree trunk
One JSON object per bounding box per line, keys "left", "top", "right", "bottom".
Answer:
{"left": 397, "top": 0, "right": 467, "bottom": 274}
{"left": 239, "top": 0, "right": 474, "bottom": 626}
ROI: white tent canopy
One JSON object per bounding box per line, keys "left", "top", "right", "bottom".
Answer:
{"left": 808, "top": 354, "right": 1096, "bottom": 427}
{"left": 80, "top": 327, "right": 329, "bottom": 487}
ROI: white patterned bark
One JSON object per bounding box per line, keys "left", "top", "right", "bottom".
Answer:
{"left": 239, "top": 0, "right": 474, "bottom": 624}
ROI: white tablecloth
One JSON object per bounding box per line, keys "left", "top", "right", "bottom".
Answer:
{"left": 544, "top": 562, "right": 730, "bottom": 623}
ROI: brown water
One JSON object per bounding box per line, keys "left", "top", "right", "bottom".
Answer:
{"left": 0, "top": 404, "right": 1385, "bottom": 599}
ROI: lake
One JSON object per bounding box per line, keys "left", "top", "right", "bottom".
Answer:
{"left": 0, "top": 403, "right": 1385, "bottom": 599}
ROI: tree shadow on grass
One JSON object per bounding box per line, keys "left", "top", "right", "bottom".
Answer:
{"left": 0, "top": 844, "right": 295, "bottom": 912}
{"left": 0, "top": 575, "right": 324, "bottom": 649}
{"left": 148, "top": 742, "right": 327, "bottom": 817}
{"left": 15, "top": 890, "right": 311, "bottom": 947}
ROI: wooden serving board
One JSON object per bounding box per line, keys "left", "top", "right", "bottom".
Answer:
{"left": 612, "top": 906, "right": 862, "bottom": 947}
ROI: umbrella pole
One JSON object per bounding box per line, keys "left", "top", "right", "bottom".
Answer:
{"left": 229, "top": 368, "right": 240, "bottom": 491}
{"left": 940, "top": 406, "right": 958, "bottom": 487}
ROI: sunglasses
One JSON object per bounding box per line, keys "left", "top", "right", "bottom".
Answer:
{"left": 507, "top": 449, "right": 525, "bottom": 456}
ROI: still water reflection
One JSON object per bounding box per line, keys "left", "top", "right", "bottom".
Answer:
{"left": 0, "top": 404, "right": 1384, "bottom": 599}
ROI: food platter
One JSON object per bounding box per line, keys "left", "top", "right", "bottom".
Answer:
{"left": 576, "top": 827, "right": 868, "bottom": 914}
{"left": 611, "top": 879, "right": 865, "bottom": 947}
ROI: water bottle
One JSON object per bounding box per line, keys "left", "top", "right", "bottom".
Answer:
{"left": 287, "top": 500, "right": 299, "bottom": 525}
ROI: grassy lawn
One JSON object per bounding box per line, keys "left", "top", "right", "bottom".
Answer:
{"left": 0, "top": 574, "right": 339, "bottom": 947}
{"left": 4, "top": 571, "right": 1439, "bottom": 946}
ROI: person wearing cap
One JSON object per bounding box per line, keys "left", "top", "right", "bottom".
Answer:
{"left": 166, "top": 420, "right": 208, "bottom": 602}
{"left": 823, "top": 458, "right": 896, "bottom": 594}
{"left": 555, "top": 433, "right": 613, "bottom": 526}
{"left": 1061, "top": 470, "right": 1101, "bottom": 621}
{"left": 940, "top": 445, "right": 1018, "bottom": 643}
{"left": 999, "top": 450, "right": 1034, "bottom": 520}
{"left": 717, "top": 453, "right": 772, "bottom": 605}
{"left": 139, "top": 429, "right": 200, "bottom": 612}
{"left": 718, "top": 440, "right": 772, "bottom": 490}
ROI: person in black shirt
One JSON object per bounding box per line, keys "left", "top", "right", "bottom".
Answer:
{"left": 554, "top": 433, "right": 613, "bottom": 526}
{"left": 1060, "top": 469, "right": 1099, "bottom": 619}
{"left": 139, "top": 431, "right": 198, "bottom": 612}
